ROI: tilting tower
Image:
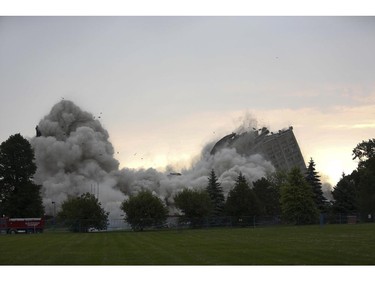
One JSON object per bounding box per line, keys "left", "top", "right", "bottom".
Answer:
{"left": 210, "top": 126, "right": 306, "bottom": 172}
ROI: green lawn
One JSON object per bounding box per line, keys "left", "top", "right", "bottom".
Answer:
{"left": 1, "top": 224, "right": 374, "bottom": 265}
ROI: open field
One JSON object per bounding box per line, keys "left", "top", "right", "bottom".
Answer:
{"left": 1, "top": 223, "right": 375, "bottom": 265}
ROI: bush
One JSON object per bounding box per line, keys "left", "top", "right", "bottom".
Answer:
{"left": 174, "top": 188, "right": 212, "bottom": 227}
{"left": 121, "top": 190, "right": 168, "bottom": 231}
{"left": 58, "top": 193, "right": 109, "bottom": 232}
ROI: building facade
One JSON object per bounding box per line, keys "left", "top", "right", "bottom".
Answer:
{"left": 210, "top": 126, "right": 306, "bottom": 172}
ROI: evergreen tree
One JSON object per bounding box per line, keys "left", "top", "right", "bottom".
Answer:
{"left": 206, "top": 169, "right": 225, "bottom": 216}
{"left": 305, "top": 158, "right": 326, "bottom": 211}
{"left": 225, "top": 173, "right": 261, "bottom": 218}
{"left": 0, "top": 134, "right": 44, "bottom": 217}
{"left": 280, "top": 168, "right": 319, "bottom": 225}
{"left": 253, "top": 177, "right": 281, "bottom": 216}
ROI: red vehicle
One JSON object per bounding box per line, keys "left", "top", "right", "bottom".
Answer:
{"left": 0, "top": 217, "right": 45, "bottom": 234}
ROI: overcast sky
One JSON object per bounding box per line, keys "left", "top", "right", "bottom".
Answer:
{"left": 1, "top": 16, "right": 374, "bottom": 185}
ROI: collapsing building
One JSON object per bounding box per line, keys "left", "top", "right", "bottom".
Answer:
{"left": 210, "top": 126, "right": 306, "bottom": 172}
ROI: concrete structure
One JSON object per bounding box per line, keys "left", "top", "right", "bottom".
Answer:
{"left": 210, "top": 126, "right": 306, "bottom": 172}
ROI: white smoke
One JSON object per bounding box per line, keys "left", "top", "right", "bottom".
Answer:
{"left": 112, "top": 131, "right": 275, "bottom": 212}
{"left": 31, "top": 100, "right": 275, "bottom": 219}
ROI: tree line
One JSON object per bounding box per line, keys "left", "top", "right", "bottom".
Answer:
{"left": 130, "top": 165, "right": 323, "bottom": 230}
{"left": 332, "top": 139, "right": 375, "bottom": 221}
{"left": 1, "top": 133, "right": 374, "bottom": 232}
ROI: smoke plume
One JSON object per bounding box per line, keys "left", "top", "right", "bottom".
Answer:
{"left": 31, "top": 100, "right": 125, "bottom": 218}
{"left": 31, "top": 100, "right": 275, "bottom": 219}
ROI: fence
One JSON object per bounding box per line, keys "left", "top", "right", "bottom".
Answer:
{"left": 44, "top": 218, "right": 131, "bottom": 232}
{"left": 1, "top": 213, "right": 369, "bottom": 234}
{"left": 42, "top": 213, "right": 369, "bottom": 233}
{"left": 321, "top": 213, "right": 361, "bottom": 225}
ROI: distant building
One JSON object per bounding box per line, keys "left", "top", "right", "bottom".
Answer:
{"left": 210, "top": 126, "right": 306, "bottom": 172}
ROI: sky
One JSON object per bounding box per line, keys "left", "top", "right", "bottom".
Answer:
{"left": 1, "top": 16, "right": 375, "bottom": 186}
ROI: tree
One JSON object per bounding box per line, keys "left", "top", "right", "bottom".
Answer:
{"left": 330, "top": 139, "right": 375, "bottom": 222}
{"left": 352, "top": 138, "right": 375, "bottom": 165}
{"left": 350, "top": 139, "right": 375, "bottom": 221}
{"left": 305, "top": 158, "right": 326, "bottom": 211}
{"left": 174, "top": 188, "right": 212, "bottom": 227}
{"left": 280, "top": 168, "right": 319, "bottom": 225}
{"left": 206, "top": 169, "right": 225, "bottom": 216}
{"left": 332, "top": 172, "right": 359, "bottom": 214}
{"left": 174, "top": 188, "right": 212, "bottom": 218}
{"left": 121, "top": 190, "right": 168, "bottom": 231}
{"left": 253, "top": 177, "right": 280, "bottom": 216}
{"left": 58, "top": 192, "right": 108, "bottom": 232}
{"left": 0, "top": 134, "right": 44, "bottom": 217}
{"left": 225, "top": 173, "right": 261, "bottom": 220}
{"left": 357, "top": 158, "right": 375, "bottom": 221}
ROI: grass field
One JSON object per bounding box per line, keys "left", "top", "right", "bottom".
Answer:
{"left": 1, "top": 223, "right": 375, "bottom": 265}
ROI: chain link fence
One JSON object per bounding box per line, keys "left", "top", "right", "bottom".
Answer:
{"left": 42, "top": 213, "right": 370, "bottom": 233}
